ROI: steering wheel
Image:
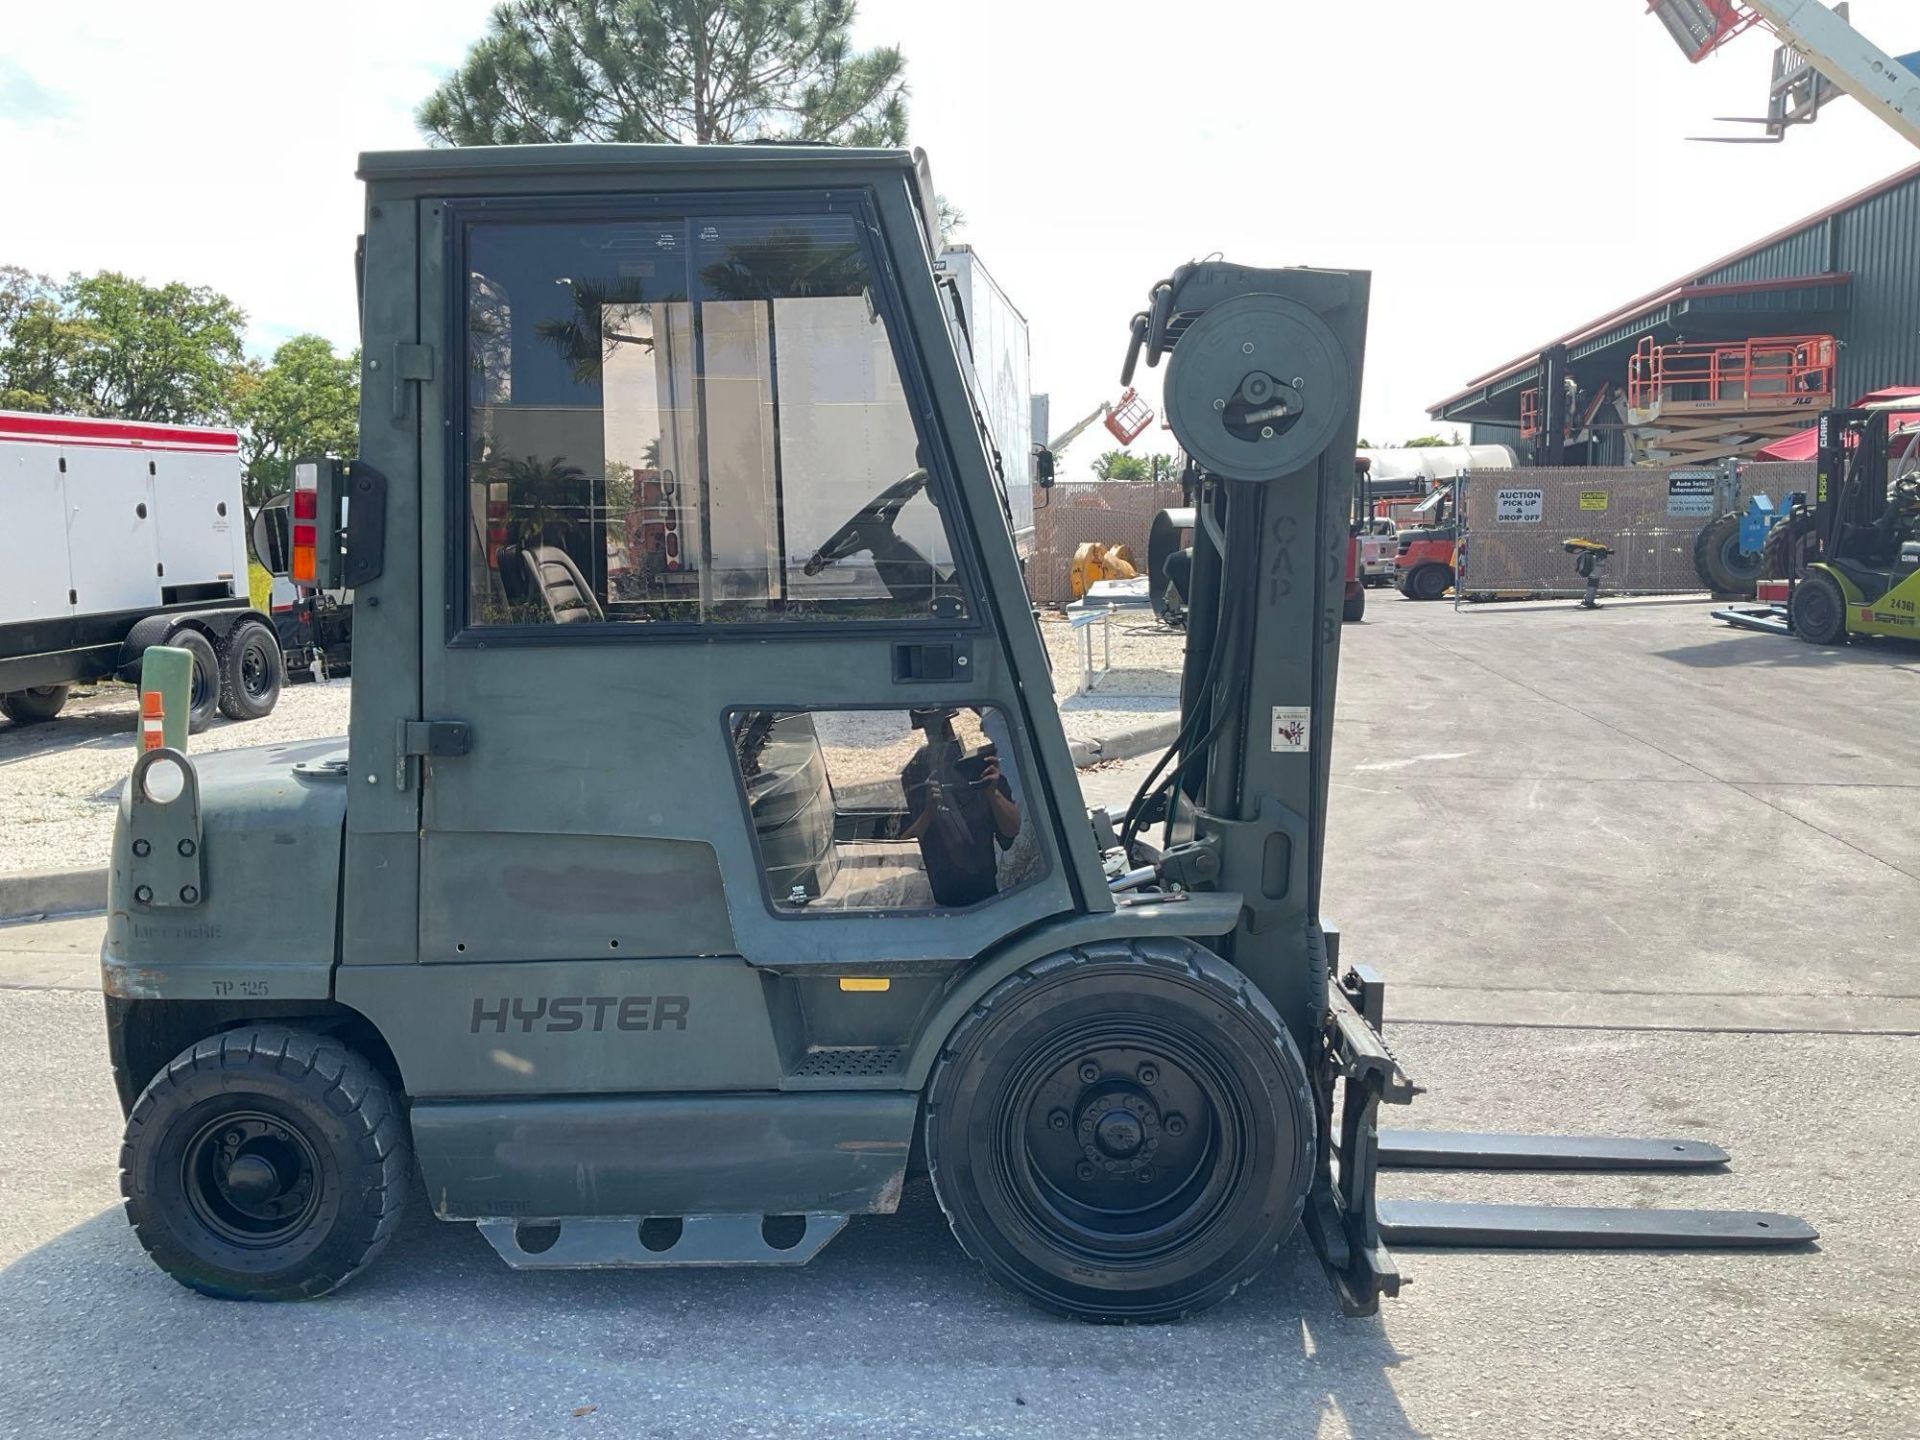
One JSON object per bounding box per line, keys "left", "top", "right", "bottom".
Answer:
{"left": 802, "top": 469, "right": 930, "bottom": 576}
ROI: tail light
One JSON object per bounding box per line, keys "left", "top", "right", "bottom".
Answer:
{"left": 291, "top": 462, "right": 319, "bottom": 584}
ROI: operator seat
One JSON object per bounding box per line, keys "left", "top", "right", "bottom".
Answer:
{"left": 518, "top": 545, "right": 605, "bottom": 624}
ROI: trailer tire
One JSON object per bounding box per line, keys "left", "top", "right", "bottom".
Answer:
{"left": 1408, "top": 564, "right": 1450, "bottom": 602}
{"left": 1, "top": 685, "right": 70, "bottom": 724}
{"left": 218, "top": 620, "right": 283, "bottom": 721}
{"left": 1790, "top": 569, "right": 1849, "bottom": 645}
{"left": 1693, "top": 511, "right": 1763, "bottom": 596}
{"left": 168, "top": 630, "right": 221, "bottom": 733}
{"left": 923, "top": 939, "right": 1314, "bottom": 1323}
{"left": 1343, "top": 584, "right": 1366, "bottom": 623}
{"left": 120, "top": 1026, "right": 410, "bottom": 1301}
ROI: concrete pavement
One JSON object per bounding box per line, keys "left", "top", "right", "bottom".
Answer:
{"left": 2, "top": 595, "right": 1916, "bottom": 1438}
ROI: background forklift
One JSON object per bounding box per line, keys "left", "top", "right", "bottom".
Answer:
{"left": 1715, "top": 407, "right": 1920, "bottom": 643}
{"left": 103, "top": 143, "right": 1809, "bottom": 1323}
{"left": 1393, "top": 479, "right": 1459, "bottom": 601}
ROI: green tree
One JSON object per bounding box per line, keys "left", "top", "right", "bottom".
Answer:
{"left": 0, "top": 268, "right": 249, "bottom": 424}
{"left": 419, "top": 0, "right": 908, "bottom": 147}
{"left": 0, "top": 267, "right": 87, "bottom": 413}
{"left": 1404, "top": 432, "right": 1461, "bottom": 448}
{"left": 1091, "top": 449, "right": 1151, "bottom": 482}
{"left": 231, "top": 334, "right": 361, "bottom": 509}
{"left": 1145, "top": 451, "right": 1181, "bottom": 485}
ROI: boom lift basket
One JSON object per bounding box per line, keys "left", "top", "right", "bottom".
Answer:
{"left": 1648, "top": 0, "right": 1763, "bottom": 62}
{"left": 1102, "top": 387, "right": 1156, "bottom": 445}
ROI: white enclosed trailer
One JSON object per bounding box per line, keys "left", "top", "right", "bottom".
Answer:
{"left": 0, "top": 411, "right": 281, "bottom": 727}
{"left": 938, "top": 246, "right": 1035, "bottom": 558}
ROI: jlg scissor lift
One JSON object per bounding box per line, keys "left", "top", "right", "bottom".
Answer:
{"left": 103, "top": 144, "right": 1811, "bottom": 1320}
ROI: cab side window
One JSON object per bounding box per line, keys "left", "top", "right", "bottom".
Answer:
{"left": 731, "top": 706, "right": 1044, "bottom": 913}
{"left": 462, "top": 209, "right": 968, "bottom": 628}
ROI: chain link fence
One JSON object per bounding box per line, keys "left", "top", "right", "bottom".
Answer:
{"left": 1460, "top": 463, "right": 1817, "bottom": 596}
{"left": 1028, "top": 480, "right": 1185, "bottom": 607}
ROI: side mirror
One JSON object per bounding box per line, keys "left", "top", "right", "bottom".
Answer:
{"left": 249, "top": 494, "right": 292, "bottom": 577}
{"left": 1032, "top": 444, "right": 1056, "bottom": 490}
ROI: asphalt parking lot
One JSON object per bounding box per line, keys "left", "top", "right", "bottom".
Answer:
{"left": 2, "top": 595, "right": 1916, "bottom": 1439}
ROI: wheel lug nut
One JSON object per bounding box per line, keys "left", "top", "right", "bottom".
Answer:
{"left": 1048, "top": 1109, "right": 1070, "bottom": 1131}
{"left": 1165, "top": 1113, "right": 1187, "bottom": 1136}
{"left": 1137, "top": 1063, "right": 1159, "bottom": 1086}
{"left": 1078, "top": 1061, "right": 1100, "bottom": 1084}
{"left": 1076, "top": 1162, "right": 1097, "bottom": 1182}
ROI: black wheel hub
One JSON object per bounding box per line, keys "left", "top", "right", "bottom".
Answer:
{"left": 182, "top": 1111, "right": 322, "bottom": 1247}
{"left": 240, "top": 639, "right": 274, "bottom": 698}
{"left": 1080, "top": 1092, "right": 1160, "bottom": 1173}
{"left": 1007, "top": 1028, "right": 1243, "bottom": 1259}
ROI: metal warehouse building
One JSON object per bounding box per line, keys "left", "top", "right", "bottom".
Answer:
{"left": 1431, "top": 161, "right": 1920, "bottom": 469}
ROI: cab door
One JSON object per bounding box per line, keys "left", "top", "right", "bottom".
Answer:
{"left": 410, "top": 187, "right": 1087, "bottom": 984}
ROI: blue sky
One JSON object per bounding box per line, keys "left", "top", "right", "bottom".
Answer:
{"left": 2, "top": 0, "right": 1915, "bottom": 465}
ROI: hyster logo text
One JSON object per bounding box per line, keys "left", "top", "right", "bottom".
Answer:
{"left": 470, "top": 996, "right": 690, "bottom": 1034}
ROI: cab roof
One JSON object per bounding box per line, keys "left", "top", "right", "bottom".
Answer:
{"left": 357, "top": 142, "right": 939, "bottom": 239}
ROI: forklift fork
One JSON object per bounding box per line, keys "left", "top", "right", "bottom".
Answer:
{"left": 1306, "top": 966, "right": 1817, "bottom": 1317}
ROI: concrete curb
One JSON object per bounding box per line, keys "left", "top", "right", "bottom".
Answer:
{"left": 0, "top": 719, "right": 1179, "bottom": 923}
{"left": 0, "top": 868, "right": 107, "bottom": 924}
{"left": 1069, "top": 715, "right": 1179, "bottom": 768}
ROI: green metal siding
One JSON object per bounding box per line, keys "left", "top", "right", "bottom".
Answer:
{"left": 1698, "top": 172, "right": 1920, "bottom": 401}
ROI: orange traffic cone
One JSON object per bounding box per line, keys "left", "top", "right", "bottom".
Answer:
{"left": 141, "top": 689, "right": 165, "bottom": 752}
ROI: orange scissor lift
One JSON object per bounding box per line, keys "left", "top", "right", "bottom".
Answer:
{"left": 1623, "top": 333, "right": 1836, "bottom": 466}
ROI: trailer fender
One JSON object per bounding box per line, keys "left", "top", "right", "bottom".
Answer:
{"left": 114, "top": 606, "right": 271, "bottom": 682}
{"left": 901, "top": 893, "right": 1244, "bottom": 1090}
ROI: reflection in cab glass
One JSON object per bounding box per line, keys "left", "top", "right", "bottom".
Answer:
{"left": 731, "top": 707, "right": 1042, "bottom": 912}
{"left": 464, "top": 210, "right": 967, "bottom": 626}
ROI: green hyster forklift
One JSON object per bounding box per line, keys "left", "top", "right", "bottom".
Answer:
{"left": 103, "top": 145, "right": 1811, "bottom": 1322}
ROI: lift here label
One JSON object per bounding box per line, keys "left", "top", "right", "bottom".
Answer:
{"left": 1495, "top": 488, "right": 1544, "bottom": 523}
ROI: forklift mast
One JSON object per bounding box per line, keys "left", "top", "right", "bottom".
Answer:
{"left": 1815, "top": 407, "right": 1893, "bottom": 561}
{"left": 1119, "top": 262, "right": 1368, "bottom": 1041}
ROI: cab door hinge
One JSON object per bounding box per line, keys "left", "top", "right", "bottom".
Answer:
{"left": 395, "top": 719, "right": 471, "bottom": 789}
{"left": 390, "top": 342, "right": 434, "bottom": 420}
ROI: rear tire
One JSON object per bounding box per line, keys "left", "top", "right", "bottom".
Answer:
{"left": 1, "top": 685, "right": 70, "bottom": 724}
{"left": 217, "top": 620, "right": 283, "bottom": 721}
{"left": 1342, "top": 585, "right": 1366, "bottom": 623}
{"left": 120, "top": 1026, "right": 410, "bottom": 1301}
{"left": 1693, "top": 511, "right": 1763, "bottom": 596}
{"left": 1790, "top": 569, "right": 1849, "bottom": 645}
{"left": 1408, "top": 564, "right": 1450, "bottom": 602}
{"left": 923, "top": 940, "right": 1315, "bottom": 1323}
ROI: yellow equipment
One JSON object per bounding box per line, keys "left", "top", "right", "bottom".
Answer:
{"left": 1068, "top": 542, "right": 1138, "bottom": 599}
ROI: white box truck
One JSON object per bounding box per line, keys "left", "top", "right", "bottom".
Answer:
{"left": 0, "top": 411, "right": 282, "bottom": 728}
{"left": 937, "top": 246, "right": 1035, "bottom": 558}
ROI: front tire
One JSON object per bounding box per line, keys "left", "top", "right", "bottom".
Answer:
{"left": 121, "top": 1027, "right": 410, "bottom": 1300}
{"left": 166, "top": 629, "right": 221, "bottom": 733}
{"left": 1343, "top": 584, "right": 1366, "bottom": 623}
{"left": 1, "top": 685, "right": 70, "bottom": 724}
{"left": 1790, "top": 569, "right": 1849, "bottom": 645}
{"left": 923, "top": 940, "right": 1315, "bottom": 1323}
{"left": 1408, "top": 563, "right": 1451, "bottom": 602}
